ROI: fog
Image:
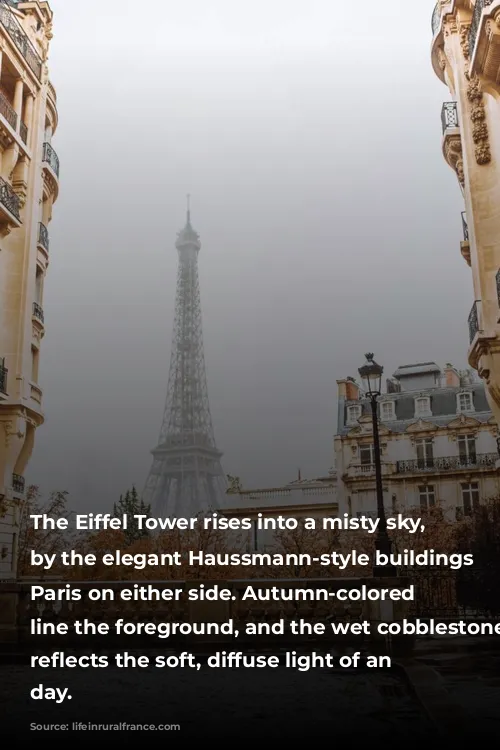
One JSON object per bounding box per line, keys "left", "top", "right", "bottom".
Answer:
{"left": 28, "top": 0, "right": 471, "bottom": 508}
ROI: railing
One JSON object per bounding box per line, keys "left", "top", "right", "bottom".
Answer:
{"left": 19, "top": 119, "right": 27, "bottom": 144}
{"left": 0, "top": 175, "right": 20, "bottom": 220}
{"left": 0, "top": 89, "right": 17, "bottom": 130}
{"left": 0, "top": 2, "right": 42, "bottom": 79}
{"left": 468, "top": 300, "right": 480, "bottom": 343}
{"left": 38, "top": 222, "right": 49, "bottom": 252}
{"left": 461, "top": 211, "right": 469, "bottom": 242}
{"left": 12, "top": 473, "right": 25, "bottom": 493}
{"left": 0, "top": 358, "right": 7, "bottom": 394}
{"left": 396, "top": 453, "right": 497, "bottom": 474}
{"left": 42, "top": 142, "right": 59, "bottom": 178}
{"left": 441, "top": 101, "right": 458, "bottom": 133}
{"left": 470, "top": 0, "right": 494, "bottom": 59}
{"left": 497, "top": 269, "right": 500, "bottom": 309}
{"left": 431, "top": 2, "right": 441, "bottom": 35}
{"left": 32, "top": 302, "right": 44, "bottom": 323}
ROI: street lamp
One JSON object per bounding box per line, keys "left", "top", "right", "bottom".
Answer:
{"left": 358, "top": 353, "right": 396, "bottom": 577}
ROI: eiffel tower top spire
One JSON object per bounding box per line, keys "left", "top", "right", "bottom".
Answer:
{"left": 176, "top": 194, "right": 200, "bottom": 250}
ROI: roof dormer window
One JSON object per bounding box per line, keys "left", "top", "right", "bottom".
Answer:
{"left": 346, "top": 405, "right": 362, "bottom": 426}
{"left": 457, "top": 391, "right": 474, "bottom": 414}
{"left": 414, "top": 397, "right": 431, "bottom": 418}
{"left": 380, "top": 401, "right": 395, "bottom": 422}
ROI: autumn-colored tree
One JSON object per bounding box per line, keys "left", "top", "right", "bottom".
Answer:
{"left": 263, "top": 523, "right": 341, "bottom": 578}
{"left": 17, "top": 486, "right": 78, "bottom": 577}
{"left": 113, "top": 486, "right": 151, "bottom": 545}
{"left": 455, "top": 496, "right": 500, "bottom": 615}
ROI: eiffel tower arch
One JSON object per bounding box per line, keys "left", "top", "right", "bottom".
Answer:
{"left": 143, "top": 201, "right": 227, "bottom": 517}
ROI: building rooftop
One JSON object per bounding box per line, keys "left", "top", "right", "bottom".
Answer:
{"left": 393, "top": 362, "right": 441, "bottom": 378}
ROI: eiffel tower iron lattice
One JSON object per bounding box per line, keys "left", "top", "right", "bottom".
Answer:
{"left": 143, "top": 203, "right": 227, "bottom": 516}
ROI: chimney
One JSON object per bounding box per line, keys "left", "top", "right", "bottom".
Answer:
{"left": 444, "top": 364, "right": 460, "bottom": 388}
{"left": 345, "top": 377, "right": 360, "bottom": 401}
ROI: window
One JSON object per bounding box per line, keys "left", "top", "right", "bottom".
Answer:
{"left": 360, "top": 444, "right": 375, "bottom": 465}
{"left": 457, "top": 434, "right": 477, "bottom": 465}
{"left": 415, "top": 438, "right": 434, "bottom": 469}
{"left": 414, "top": 397, "right": 431, "bottom": 417}
{"left": 31, "top": 346, "right": 39, "bottom": 383}
{"left": 418, "top": 485, "right": 435, "bottom": 510}
{"left": 380, "top": 401, "right": 395, "bottom": 422}
{"left": 457, "top": 392, "right": 474, "bottom": 413}
{"left": 461, "top": 483, "right": 479, "bottom": 515}
{"left": 347, "top": 405, "right": 362, "bottom": 425}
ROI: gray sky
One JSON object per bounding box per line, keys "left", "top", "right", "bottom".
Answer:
{"left": 28, "top": 0, "right": 473, "bottom": 508}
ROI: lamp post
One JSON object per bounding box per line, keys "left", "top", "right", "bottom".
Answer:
{"left": 358, "top": 353, "right": 396, "bottom": 577}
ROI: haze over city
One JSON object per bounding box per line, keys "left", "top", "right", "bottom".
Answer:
{"left": 28, "top": 0, "right": 471, "bottom": 509}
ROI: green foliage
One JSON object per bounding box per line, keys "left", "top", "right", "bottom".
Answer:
{"left": 113, "top": 486, "right": 151, "bottom": 545}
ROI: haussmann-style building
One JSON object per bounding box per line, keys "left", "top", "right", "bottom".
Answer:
{"left": 431, "top": 1, "right": 500, "bottom": 435}
{"left": 0, "top": 0, "right": 59, "bottom": 578}
{"left": 224, "top": 361, "right": 500, "bottom": 547}
{"left": 336, "top": 361, "right": 499, "bottom": 519}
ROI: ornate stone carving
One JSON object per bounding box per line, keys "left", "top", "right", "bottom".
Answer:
{"left": 3, "top": 421, "right": 24, "bottom": 447}
{"left": 466, "top": 75, "right": 491, "bottom": 165}
{"left": 226, "top": 474, "right": 242, "bottom": 493}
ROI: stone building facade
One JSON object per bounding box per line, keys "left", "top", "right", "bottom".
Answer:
{"left": 431, "top": 1, "right": 500, "bottom": 432}
{"left": 224, "top": 361, "right": 499, "bottom": 541}
{"left": 0, "top": 1, "right": 59, "bottom": 578}
{"left": 335, "top": 362, "right": 499, "bottom": 519}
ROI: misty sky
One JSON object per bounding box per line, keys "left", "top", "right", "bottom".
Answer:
{"left": 28, "top": 0, "right": 473, "bottom": 509}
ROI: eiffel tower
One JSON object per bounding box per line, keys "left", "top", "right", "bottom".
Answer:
{"left": 143, "top": 200, "right": 227, "bottom": 517}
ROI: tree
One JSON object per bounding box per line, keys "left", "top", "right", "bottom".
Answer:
{"left": 17, "top": 486, "right": 77, "bottom": 577}
{"left": 113, "top": 486, "right": 151, "bottom": 545}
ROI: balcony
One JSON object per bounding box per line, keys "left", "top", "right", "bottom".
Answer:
{"left": 469, "top": 0, "right": 500, "bottom": 85}
{"left": 346, "top": 462, "right": 394, "bottom": 480}
{"left": 431, "top": 3, "right": 441, "bottom": 36}
{"left": 32, "top": 302, "right": 44, "bottom": 324}
{"left": 0, "top": 3, "right": 42, "bottom": 80}
{"left": 441, "top": 101, "right": 459, "bottom": 133}
{"left": 19, "top": 119, "right": 27, "bottom": 144}
{"left": 461, "top": 211, "right": 471, "bottom": 266}
{"left": 37, "top": 222, "right": 49, "bottom": 255}
{"left": 441, "top": 102, "right": 463, "bottom": 186}
{"left": 42, "top": 142, "right": 59, "bottom": 178}
{"left": 0, "top": 89, "right": 17, "bottom": 132}
{"left": 0, "top": 175, "right": 21, "bottom": 233}
{"left": 397, "top": 454, "right": 497, "bottom": 475}
{"left": 42, "top": 142, "right": 60, "bottom": 201}
{"left": 12, "top": 473, "right": 25, "bottom": 495}
{"left": 468, "top": 300, "right": 480, "bottom": 344}
{"left": 0, "top": 357, "right": 7, "bottom": 399}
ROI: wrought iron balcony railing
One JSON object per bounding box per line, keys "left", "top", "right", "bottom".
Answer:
{"left": 0, "top": 175, "right": 20, "bottom": 220}
{"left": 0, "top": 2, "right": 42, "bottom": 79}
{"left": 0, "top": 358, "right": 7, "bottom": 394}
{"left": 42, "top": 142, "right": 59, "bottom": 178}
{"left": 431, "top": 2, "right": 441, "bottom": 35}
{"left": 468, "top": 300, "right": 480, "bottom": 343}
{"left": 0, "top": 89, "right": 17, "bottom": 130}
{"left": 20, "top": 119, "right": 27, "bottom": 144}
{"left": 12, "top": 473, "right": 25, "bottom": 493}
{"left": 441, "top": 101, "right": 459, "bottom": 133}
{"left": 32, "top": 302, "right": 44, "bottom": 323}
{"left": 397, "top": 453, "right": 497, "bottom": 474}
{"left": 38, "top": 222, "right": 49, "bottom": 252}
{"left": 470, "top": 0, "right": 494, "bottom": 58}
{"left": 461, "top": 212, "right": 469, "bottom": 242}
